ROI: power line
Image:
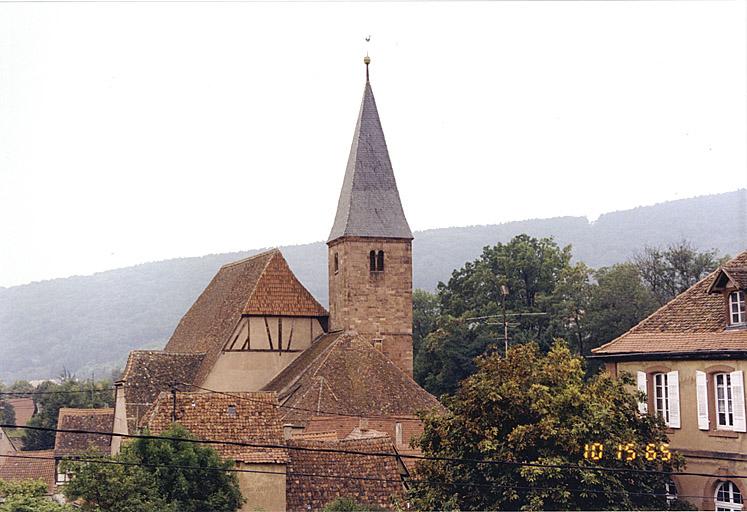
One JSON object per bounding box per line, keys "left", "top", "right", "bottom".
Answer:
{"left": 2, "top": 423, "right": 732, "bottom": 481}
{"left": 0, "top": 452, "right": 721, "bottom": 502}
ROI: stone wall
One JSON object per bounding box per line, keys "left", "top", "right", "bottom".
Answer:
{"left": 328, "top": 237, "right": 413, "bottom": 376}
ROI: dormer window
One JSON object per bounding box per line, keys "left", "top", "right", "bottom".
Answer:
{"left": 227, "top": 405, "right": 237, "bottom": 418}
{"left": 730, "top": 291, "right": 746, "bottom": 325}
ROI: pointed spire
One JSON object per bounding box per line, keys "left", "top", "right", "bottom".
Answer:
{"left": 327, "top": 65, "right": 413, "bottom": 243}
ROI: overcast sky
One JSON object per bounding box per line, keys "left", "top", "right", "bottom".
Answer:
{"left": 0, "top": 0, "right": 745, "bottom": 288}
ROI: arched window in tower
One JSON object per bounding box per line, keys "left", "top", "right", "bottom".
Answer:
{"left": 334, "top": 253, "right": 339, "bottom": 273}
{"left": 370, "top": 250, "right": 376, "bottom": 272}
{"left": 377, "top": 250, "right": 385, "bottom": 272}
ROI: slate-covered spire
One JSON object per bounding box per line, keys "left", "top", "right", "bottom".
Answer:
{"left": 327, "top": 59, "right": 413, "bottom": 243}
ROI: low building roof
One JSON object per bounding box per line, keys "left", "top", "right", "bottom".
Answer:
{"left": 593, "top": 250, "right": 747, "bottom": 358}
{"left": 143, "top": 391, "right": 288, "bottom": 464}
{"left": 120, "top": 350, "right": 205, "bottom": 430}
{"left": 54, "top": 408, "right": 113, "bottom": 457}
{"left": 262, "top": 332, "right": 442, "bottom": 425}
{"left": 0, "top": 450, "right": 56, "bottom": 493}
{"left": 164, "top": 249, "right": 327, "bottom": 384}
{"left": 5, "top": 398, "right": 35, "bottom": 427}
{"left": 286, "top": 436, "right": 406, "bottom": 512}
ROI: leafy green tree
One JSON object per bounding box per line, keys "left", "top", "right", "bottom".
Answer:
{"left": 409, "top": 341, "right": 692, "bottom": 511}
{"left": 413, "top": 289, "right": 439, "bottom": 366}
{"left": 635, "top": 242, "right": 724, "bottom": 305}
{"left": 547, "top": 262, "right": 594, "bottom": 355}
{"left": 0, "top": 479, "right": 74, "bottom": 512}
{"left": 585, "top": 263, "right": 658, "bottom": 352}
{"left": 322, "top": 497, "right": 383, "bottom": 511}
{"left": 61, "top": 450, "right": 174, "bottom": 512}
{"left": 129, "top": 424, "right": 244, "bottom": 512}
{"left": 23, "top": 379, "right": 114, "bottom": 451}
{"left": 62, "top": 424, "right": 243, "bottom": 511}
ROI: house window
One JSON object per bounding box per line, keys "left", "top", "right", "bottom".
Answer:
{"left": 653, "top": 373, "right": 670, "bottom": 424}
{"left": 716, "top": 481, "right": 743, "bottom": 511}
{"left": 715, "top": 373, "right": 735, "bottom": 429}
{"left": 55, "top": 460, "right": 70, "bottom": 484}
{"left": 730, "top": 291, "right": 746, "bottom": 325}
{"left": 664, "top": 479, "right": 677, "bottom": 505}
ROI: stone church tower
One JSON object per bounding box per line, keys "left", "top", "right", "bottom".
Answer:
{"left": 328, "top": 58, "right": 414, "bottom": 376}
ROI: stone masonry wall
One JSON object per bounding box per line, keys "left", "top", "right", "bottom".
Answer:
{"left": 328, "top": 237, "right": 413, "bottom": 376}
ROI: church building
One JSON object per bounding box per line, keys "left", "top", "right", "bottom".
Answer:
{"left": 105, "top": 58, "right": 441, "bottom": 511}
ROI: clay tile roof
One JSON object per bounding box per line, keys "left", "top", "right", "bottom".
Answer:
{"left": 6, "top": 398, "right": 35, "bottom": 427}
{"left": 344, "top": 427, "right": 389, "bottom": 441}
{"left": 328, "top": 80, "right": 413, "bottom": 243}
{"left": 286, "top": 437, "right": 405, "bottom": 512}
{"left": 0, "top": 450, "right": 55, "bottom": 493}
{"left": 143, "top": 392, "right": 288, "bottom": 464}
{"left": 54, "top": 408, "right": 113, "bottom": 457}
{"left": 164, "top": 249, "right": 327, "bottom": 385}
{"left": 593, "top": 249, "right": 747, "bottom": 357}
{"left": 290, "top": 431, "right": 340, "bottom": 441}
{"left": 262, "top": 332, "right": 442, "bottom": 425}
{"left": 120, "top": 350, "right": 205, "bottom": 429}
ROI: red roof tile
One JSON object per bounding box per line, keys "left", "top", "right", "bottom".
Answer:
{"left": 0, "top": 450, "right": 55, "bottom": 493}
{"left": 54, "top": 409, "right": 113, "bottom": 457}
{"left": 143, "top": 392, "right": 288, "bottom": 464}
{"left": 164, "top": 249, "right": 327, "bottom": 385}
{"left": 5, "top": 398, "right": 35, "bottom": 427}
{"left": 286, "top": 437, "right": 406, "bottom": 512}
{"left": 593, "top": 250, "right": 747, "bottom": 356}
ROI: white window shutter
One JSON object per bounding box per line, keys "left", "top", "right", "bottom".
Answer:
{"left": 731, "top": 370, "right": 746, "bottom": 433}
{"left": 637, "top": 371, "right": 648, "bottom": 414}
{"left": 667, "top": 371, "right": 681, "bottom": 428}
{"left": 696, "top": 371, "right": 709, "bottom": 430}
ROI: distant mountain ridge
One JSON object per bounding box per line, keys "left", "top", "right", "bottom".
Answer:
{"left": 1, "top": 189, "right": 745, "bottom": 382}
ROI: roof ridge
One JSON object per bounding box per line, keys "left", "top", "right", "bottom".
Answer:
{"left": 592, "top": 265, "right": 727, "bottom": 354}
{"left": 220, "top": 248, "right": 278, "bottom": 270}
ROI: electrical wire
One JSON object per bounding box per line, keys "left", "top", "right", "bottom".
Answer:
{"left": 0, "top": 452, "right": 723, "bottom": 502}
{"left": 1, "top": 423, "right": 732, "bottom": 481}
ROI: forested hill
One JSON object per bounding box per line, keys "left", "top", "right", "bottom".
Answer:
{"left": 1, "top": 189, "right": 745, "bottom": 382}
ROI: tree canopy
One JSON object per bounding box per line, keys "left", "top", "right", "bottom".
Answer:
{"left": 62, "top": 423, "right": 244, "bottom": 512}
{"left": 409, "top": 341, "right": 692, "bottom": 511}
{"left": 0, "top": 479, "right": 73, "bottom": 512}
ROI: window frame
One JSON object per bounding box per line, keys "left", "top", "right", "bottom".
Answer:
{"left": 730, "top": 291, "right": 746, "bottom": 326}
{"left": 653, "top": 372, "right": 670, "bottom": 424}
{"left": 715, "top": 372, "right": 736, "bottom": 430}
{"left": 716, "top": 481, "right": 744, "bottom": 511}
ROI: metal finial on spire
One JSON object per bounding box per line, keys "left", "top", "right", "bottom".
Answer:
{"left": 364, "top": 35, "right": 371, "bottom": 82}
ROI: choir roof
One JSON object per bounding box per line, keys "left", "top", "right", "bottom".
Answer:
{"left": 328, "top": 79, "right": 412, "bottom": 243}
{"left": 262, "top": 331, "right": 442, "bottom": 425}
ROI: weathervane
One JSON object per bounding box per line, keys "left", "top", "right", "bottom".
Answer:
{"left": 364, "top": 35, "right": 371, "bottom": 82}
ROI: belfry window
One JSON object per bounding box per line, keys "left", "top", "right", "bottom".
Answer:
{"left": 730, "top": 291, "right": 746, "bottom": 325}
{"left": 370, "top": 250, "right": 384, "bottom": 272}
{"left": 334, "top": 253, "right": 339, "bottom": 273}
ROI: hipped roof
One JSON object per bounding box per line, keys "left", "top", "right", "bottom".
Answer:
{"left": 328, "top": 80, "right": 412, "bottom": 243}
{"left": 262, "top": 332, "right": 442, "bottom": 425}
{"left": 593, "top": 250, "right": 747, "bottom": 357}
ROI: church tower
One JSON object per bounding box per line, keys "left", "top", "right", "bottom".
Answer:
{"left": 328, "top": 57, "right": 414, "bottom": 376}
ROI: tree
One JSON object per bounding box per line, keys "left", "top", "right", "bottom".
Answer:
{"left": 23, "top": 378, "right": 114, "bottom": 451}
{"left": 413, "top": 289, "right": 440, "bottom": 366}
{"left": 547, "top": 263, "right": 594, "bottom": 355}
{"left": 61, "top": 450, "right": 174, "bottom": 512}
{"left": 635, "top": 242, "right": 724, "bottom": 305}
{"left": 0, "top": 479, "right": 74, "bottom": 512}
{"left": 409, "top": 341, "right": 692, "bottom": 511}
{"left": 586, "top": 263, "right": 659, "bottom": 352}
{"left": 62, "top": 424, "right": 244, "bottom": 512}
{"left": 322, "top": 497, "right": 382, "bottom": 511}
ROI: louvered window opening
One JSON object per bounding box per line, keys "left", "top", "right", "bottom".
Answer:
{"left": 654, "top": 373, "right": 670, "bottom": 424}
{"left": 716, "top": 373, "right": 735, "bottom": 429}
{"left": 730, "top": 291, "right": 746, "bottom": 325}
{"left": 716, "top": 481, "right": 743, "bottom": 512}
{"left": 369, "top": 250, "right": 384, "bottom": 272}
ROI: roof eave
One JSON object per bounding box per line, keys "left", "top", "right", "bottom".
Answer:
{"left": 590, "top": 350, "right": 747, "bottom": 361}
